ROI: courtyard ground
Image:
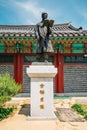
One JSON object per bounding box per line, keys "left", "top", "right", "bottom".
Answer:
{"left": 0, "top": 97, "right": 87, "bottom": 130}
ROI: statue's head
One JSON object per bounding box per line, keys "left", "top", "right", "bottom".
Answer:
{"left": 41, "top": 12, "right": 48, "bottom": 20}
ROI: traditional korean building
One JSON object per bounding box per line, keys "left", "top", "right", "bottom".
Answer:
{"left": 0, "top": 22, "right": 87, "bottom": 94}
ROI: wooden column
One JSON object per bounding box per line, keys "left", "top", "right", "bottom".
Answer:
{"left": 57, "top": 53, "right": 64, "bottom": 93}
{"left": 14, "top": 53, "right": 22, "bottom": 85}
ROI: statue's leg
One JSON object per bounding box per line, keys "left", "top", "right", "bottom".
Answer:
{"left": 36, "top": 39, "right": 44, "bottom": 61}
{"left": 44, "top": 52, "right": 49, "bottom": 62}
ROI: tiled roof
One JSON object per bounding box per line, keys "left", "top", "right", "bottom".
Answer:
{"left": 0, "top": 22, "right": 87, "bottom": 37}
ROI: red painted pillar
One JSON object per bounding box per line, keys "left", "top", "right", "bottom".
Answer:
{"left": 57, "top": 53, "right": 64, "bottom": 93}
{"left": 14, "top": 53, "right": 22, "bottom": 84}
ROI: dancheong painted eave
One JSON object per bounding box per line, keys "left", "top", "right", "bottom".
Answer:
{"left": 0, "top": 22, "right": 87, "bottom": 37}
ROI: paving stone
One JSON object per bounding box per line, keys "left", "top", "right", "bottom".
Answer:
{"left": 55, "top": 108, "right": 85, "bottom": 122}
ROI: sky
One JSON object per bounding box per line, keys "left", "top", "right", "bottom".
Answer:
{"left": 0, "top": 0, "right": 87, "bottom": 29}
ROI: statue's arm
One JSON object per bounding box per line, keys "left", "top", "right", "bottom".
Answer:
{"left": 35, "top": 21, "right": 43, "bottom": 40}
{"left": 34, "top": 25, "right": 40, "bottom": 40}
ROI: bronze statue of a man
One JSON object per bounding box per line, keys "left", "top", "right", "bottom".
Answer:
{"left": 35, "top": 12, "right": 54, "bottom": 60}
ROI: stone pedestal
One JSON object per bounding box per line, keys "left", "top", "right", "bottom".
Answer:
{"left": 26, "top": 62, "right": 57, "bottom": 119}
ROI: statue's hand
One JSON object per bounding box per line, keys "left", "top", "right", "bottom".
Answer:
{"left": 43, "top": 20, "right": 49, "bottom": 27}
{"left": 49, "top": 20, "right": 54, "bottom": 27}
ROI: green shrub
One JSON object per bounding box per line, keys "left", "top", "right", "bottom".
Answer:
{"left": 72, "top": 104, "right": 87, "bottom": 120}
{"left": 0, "top": 73, "right": 21, "bottom": 106}
{"left": 0, "top": 73, "right": 21, "bottom": 96}
{"left": 0, "top": 107, "right": 14, "bottom": 120}
{"left": 0, "top": 96, "right": 11, "bottom": 106}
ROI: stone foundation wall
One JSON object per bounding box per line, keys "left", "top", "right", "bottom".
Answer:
{"left": 23, "top": 65, "right": 30, "bottom": 93}
{"left": 0, "top": 65, "right": 14, "bottom": 77}
{"left": 64, "top": 65, "right": 87, "bottom": 93}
